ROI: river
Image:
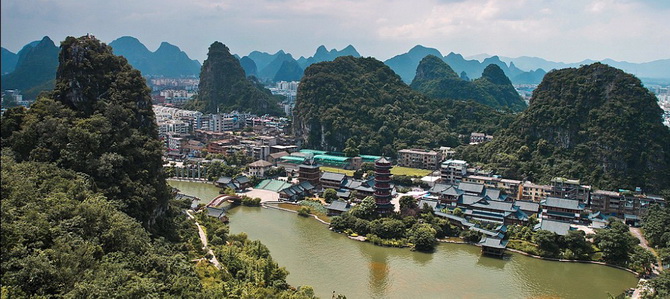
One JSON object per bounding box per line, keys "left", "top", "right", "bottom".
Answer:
{"left": 169, "top": 180, "right": 638, "bottom": 299}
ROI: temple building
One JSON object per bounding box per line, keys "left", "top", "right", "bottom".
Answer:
{"left": 374, "top": 158, "right": 394, "bottom": 214}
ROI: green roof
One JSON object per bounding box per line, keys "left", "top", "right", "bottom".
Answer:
{"left": 300, "top": 149, "right": 328, "bottom": 155}
{"left": 279, "top": 156, "right": 307, "bottom": 162}
{"left": 360, "top": 155, "right": 382, "bottom": 161}
{"left": 314, "top": 154, "right": 350, "bottom": 162}
{"left": 255, "top": 179, "right": 293, "bottom": 192}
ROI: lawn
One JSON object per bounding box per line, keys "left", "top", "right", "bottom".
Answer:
{"left": 390, "top": 166, "right": 433, "bottom": 177}
{"left": 320, "top": 166, "right": 355, "bottom": 176}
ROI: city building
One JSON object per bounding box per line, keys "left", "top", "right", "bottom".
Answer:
{"left": 520, "top": 181, "right": 552, "bottom": 202}
{"left": 440, "top": 160, "right": 468, "bottom": 184}
{"left": 248, "top": 160, "right": 273, "bottom": 177}
{"left": 550, "top": 177, "right": 591, "bottom": 203}
{"left": 590, "top": 189, "right": 665, "bottom": 223}
{"left": 397, "top": 149, "right": 443, "bottom": 170}
{"left": 540, "top": 197, "right": 585, "bottom": 223}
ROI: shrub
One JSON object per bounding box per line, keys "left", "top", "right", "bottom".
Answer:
{"left": 298, "top": 206, "right": 311, "bottom": 217}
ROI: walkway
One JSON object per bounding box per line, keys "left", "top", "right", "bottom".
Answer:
{"left": 630, "top": 227, "right": 662, "bottom": 273}
{"left": 186, "top": 210, "right": 221, "bottom": 269}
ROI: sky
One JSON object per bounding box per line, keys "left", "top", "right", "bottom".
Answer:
{"left": 2, "top": 0, "right": 669, "bottom": 63}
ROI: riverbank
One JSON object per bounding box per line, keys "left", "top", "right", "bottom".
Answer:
{"left": 168, "top": 180, "right": 639, "bottom": 299}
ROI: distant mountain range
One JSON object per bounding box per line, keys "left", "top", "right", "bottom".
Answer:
{"left": 384, "top": 45, "right": 547, "bottom": 85}
{"left": 2, "top": 36, "right": 668, "bottom": 98}
{"left": 1, "top": 36, "right": 59, "bottom": 100}
{"left": 467, "top": 53, "right": 670, "bottom": 84}
{"left": 1, "top": 36, "right": 202, "bottom": 99}
{"left": 109, "top": 36, "right": 201, "bottom": 77}
{"left": 242, "top": 45, "right": 360, "bottom": 82}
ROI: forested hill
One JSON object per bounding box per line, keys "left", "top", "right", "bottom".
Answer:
{"left": 293, "top": 56, "right": 514, "bottom": 156}
{"left": 0, "top": 36, "right": 59, "bottom": 100}
{"left": 0, "top": 35, "right": 318, "bottom": 298}
{"left": 411, "top": 55, "right": 527, "bottom": 112}
{"left": 459, "top": 63, "right": 670, "bottom": 194}
{"left": 183, "top": 42, "right": 282, "bottom": 115}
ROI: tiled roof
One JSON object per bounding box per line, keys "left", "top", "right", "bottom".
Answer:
{"left": 458, "top": 182, "right": 485, "bottom": 194}
{"left": 479, "top": 237, "right": 508, "bottom": 249}
{"left": 536, "top": 219, "right": 572, "bottom": 236}
{"left": 328, "top": 200, "right": 350, "bottom": 212}
{"left": 514, "top": 200, "right": 540, "bottom": 213}
{"left": 541, "top": 197, "right": 584, "bottom": 210}
{"left": 321, "top": 172, "right": 346, "bottom": 182}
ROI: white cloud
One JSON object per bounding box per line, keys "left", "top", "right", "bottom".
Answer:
{"left": 1, "top": 0, "right": 668, "bottom": 63}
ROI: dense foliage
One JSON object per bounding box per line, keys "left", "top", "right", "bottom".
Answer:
{"left": 1, "top": 35, "right": 320, "bottom": 298}
{"left": 293, "top": 56, "right": 514, "bottom": 156}
{"left": 184, "top": 42, "right": 282, "bottom": 115}
{"left": 330, "top": 196, "right": 457, "bottom": 252}
{"left": 1, "top": 36, "right": 59, "bottom": 100}
{"left": 459, "top": 63, "right": 670, "bottom": 194}
{"left": 2, "top": 36, "right": 170, "bottom": 228}
{"left": 643, "top": 205, "right": 670, "bottom": 297}
{"left": 410, "top": 55, "right": 527, "bottom": 112}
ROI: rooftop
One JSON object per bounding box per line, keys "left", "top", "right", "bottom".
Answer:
{"left": 321, "top": 172, "right": 346, "bottom": 182}
{"left": 536, "top": 219, "right": 572, "bottom": 236}
{"left": 541, "top": 197, "right": 584, "bottom": 210}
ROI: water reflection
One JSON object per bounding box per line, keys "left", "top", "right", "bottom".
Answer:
{"left": 476, "top": 255, "right": 507, "bottom": 271}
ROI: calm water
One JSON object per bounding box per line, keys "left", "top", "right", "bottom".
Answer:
{"left": 170, "top": 180, "right": 638, "bottom": 299}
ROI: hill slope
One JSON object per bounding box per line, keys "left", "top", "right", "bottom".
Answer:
{"left": 1, "top": 36, "right": 59, "bottom": 100}
{"left": 411, "top": 55, "right": 527, "bottom": 112}
{"left": 293, "top": 56, "right": 514, "bottom": 155}
{"left": 459, "top": 63, "right": 670, "bottom": 193}
{"left": 185, "top": 42, "right": 281, "bottom": 115}
{"left": 1, "top": 47, "right": 18, "bottom": 74}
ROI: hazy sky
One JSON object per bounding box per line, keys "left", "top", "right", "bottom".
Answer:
{"left": 2, "top": 0, "right": 669, "bottom": 63}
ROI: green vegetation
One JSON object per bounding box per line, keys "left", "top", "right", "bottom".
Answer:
{"left": 3, "top": 35, "right": 170, "bottom": 228}
{"left": 391, "top": 166, "right": 433, "bottom": 177}
{"left": 330, "top": 196, "right": 458, "bottom": 252}
{"left": 184, "top": 42, "right": 282, "bottom": 115}
{"left": 298, "top": 206, "right": 311, "bottom": 217}
{"left": 320, "top": 166, "right": 355, "bottom": 176}
{"left": 1, "top": 36, "right": 59, "bottom": 100}
{"left": 411, "top": 55, "right": 527, "bottom": 112}
{"left": 0, "top": 36, "right": 321, "bottom": 298}
{"left": 642, "top": 205, "right": 670, "bottom": 297}
{"left": 323, "top": 188, "right": 338, "bottom": 203}
{"left": 506, "top": 219, "right": 654, "bottom": 273}
{"left": 293, "top": 56, "right": 514, "bottom": 157}
{"left": 459, "top": 63, "right": 670, "bottom": 194}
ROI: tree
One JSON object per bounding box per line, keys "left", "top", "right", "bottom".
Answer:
{"left": 409, "top": 223, "right": 437, "bottom": 252}
{"left": 399, "top": 196, "right": 417, "bottom": 212}
{"left": 453, "top": 207, "right": 464, "bottom": 217}
{"left": 460, "top": 230, "right": 482, "bottom": 243}
{"left": 323, "top": 188, "right": 339, "bottom": 203}
{"left": 350, "top": 196, "right": 376, "bottom": 220}
{"left": 343, "top": 137, "right": 360, "bottom": 157}
{"left": 370, "top": 218, "right": 405, "bottom": 239}
{"left": 534, "top": 230, "right": 560, "bottom": 257}
{"left": 593, "top": 220, "right": 637, "bottom": 264}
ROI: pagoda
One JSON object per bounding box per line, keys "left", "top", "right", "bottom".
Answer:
{"left": 373, "top": 157, "right": 394, "bottom": 214}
